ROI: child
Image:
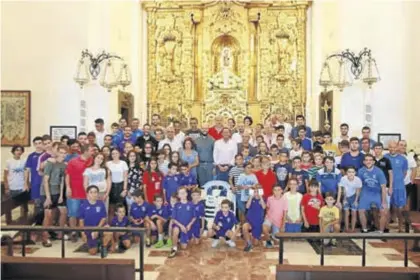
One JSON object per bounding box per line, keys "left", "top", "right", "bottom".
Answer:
{"left": 129, "top": 189, "right": 151, "bottom": 245}
{"left": 243, "top": 187, "right": 266, "bottom": 252}
{"left": 337, "top": 166, "right": 362, "bottom": 232}
{"left": 289, "top": 139, "right": 303, "bottom": 160}
{"left": 157, "top": 151, "right": 169, "bottom": 176}
{"left": 147, "top": 194, "right": 169, "bottom": 248}
{"left": 208, "top": 199, "right": 238, "bottom": 248}
{"left": 301, "top": 151, "right": 313, "bottom": 172}
{"left": 255, "top": 156, "right": 277, "bottom": 200}
{"left": 228, "top": 154, "right": 245, "bottom": 221}
{"left": 335, "top": 140, "right": 349, "bottom": 169}
{"left": 237, "top": 162, "right": 259, "bottom": 223}
{"left": 110, "top": 203, "right": 131, "bottom": 252}
{"left": 322, "top": 132, "right": 340, "bottom": 157}
{"left": 165, "top": 193, "right": 178, "bottom": 247}
{"left": 191, "top": 188, "right": 205, "bottom": 244}
{"left": 313, "top": 131, "right": 324, "bottom": 149}
{"left": 5, "top": 144, "right": 27, "bottom": 202}
{"left": 269, "top": 144, "right": 280, "bottom": 166}
{"left": 319, "top": 192, "right": 340, "bottom": 246}
{"left": 168, "top": 187, "right": 196, "bottom": 258}
{"left": 179, "top": 162, "right": 197, "bottom": 199}
{"left": 301, "top": 180, "right": 324, "bottom": 232}
{"left": 163, "top": 163, "right": 181, "bottom": 204}
{"left": 316, "top": 156, "right": 342, "bottom": 197}
{"left": 111, "top": 122, "right": 121, "bottom": 147}
{"left": 263, "top": 185, "right": 287, "bottom": 248}
{"left": 142, "top": 158, "right": 163, "bottom": 203}
{"left": 79, "top": 185, "right": 112, "bottom": 256}
{"left": 242, "top": 148, "right": 252, "bottom": 163}
{"left": 297, "top": 127, "right": 312, "bottom": 151}
{"left": 273, "top": 152, "right": 292, "bottom": 190}
{"left": 284, "top": 178, "right": 303, "bottom": 232}
{"left": 290, "top": 157, "right": 309, "bottom": 194}
{"left": 251, "top": 156, "right": 262, "bottom": 173}
{"left": 307, "top": 154, "right": 324, "bottom": 180}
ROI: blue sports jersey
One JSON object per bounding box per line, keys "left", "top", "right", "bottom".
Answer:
{"left": 316, "top": 167, "right": 342, "bottom": 195}
{"left": 111, "top": 216, "right": 129, "bottom": 227}
{"left": 384, "top": 154, "right": 408, "bottom": 190}
{"left": 341, "top": 152, "right": 365, "bottom": 171}
{"left": 290, "top": 169, "right": 309, "bottom": 194}
{"left": 172, "top": 201, "right": 196, "bottom": 226}
{"left": 193, "top": 201, "right": 205, "bottom": 220}
{"left": 130, "top": 202, "right": 149, "bottom": 220}
{"left": 132, "top": 129, "right": 144, "bottom": 141}
{"left": 213, "top": 210, "right": 237, "bottom": 232}
{"left": 25, "top": 151, "right": 43, "bottom": 199}
{"left": 147, "top": 204, "right": 169, "bottom": 219}
{"left": 246, "top": 198, "right": 264, "bottom": 225}
{"left": 163, "top": 174, "right": 181, "bottom": 202}
{"left": 166, "top": 204, "right": 175, "bottom": 218}
{"left": 358, "top": 166, "right": 387, "bottom": 194}
{"left": 79, "top": 200, "right": 107, "bottom": 226}
{"left": 300, "top": 137, "right": 313, "bottom": 151}
{"left": 274, "top": 163, "right": 291, "bottom": 189}
{"left": 179, "top": 173, "right": 197, "bottom": 186}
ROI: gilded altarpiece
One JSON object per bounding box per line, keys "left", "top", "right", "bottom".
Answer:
{"left": 143, "top": 1, "right": 309, "bottom": 126}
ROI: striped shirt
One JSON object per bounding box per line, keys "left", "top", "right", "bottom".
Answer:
{"left": 228, "top": 166, "right": 244, "bottom": 194}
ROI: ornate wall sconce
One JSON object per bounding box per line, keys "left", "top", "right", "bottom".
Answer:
{"left": 74, "top": 49, "right": 131, "bottom": 92}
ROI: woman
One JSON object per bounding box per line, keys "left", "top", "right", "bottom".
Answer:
{"left": 126, "top": 150, "right": 143, "bottom": 210}
{"left": 179, "top": 138, "right": 199, "bottom": 178}
{"left": 243, "top": 116, "right": 253, "bottom": 129}
{"left": 169, "top": 151, "right": 181, "bottom": 166}
{"left": 142, "top": 158, "right": 163, "bottom": 203}
{"left": 100, "top": 146, "right": 111, "bottom": 161}
{"left": 162, "top": 143, "right": 172, "bottom": 161}
{"left": 140, "top": 141, "right": 155, "bottom": 167}
{"left": 83, "top": 153, "right": 111, "bottom": 212}
{"left": 106, "top": 148, "right": 128, "bottom": 222}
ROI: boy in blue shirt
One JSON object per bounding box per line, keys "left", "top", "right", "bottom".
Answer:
{"left": 274, "top": 151, "right": 292, "bottom": 189}
{"left": 163, "top": 163, "right": 181, "bottom": 204}
{"left": 191, "top": 188, "right": 205, "bottom": 245}
{"left": 357, "top": 154, "right": 388, "bottom": 233}
{"left": 242, "top": 187, "right": 266, "bottom": 252}
{"left": 208, "top": 199, "right": 238, "bottom": 248}
{"left": 168, "top": 187, "right": 197, "bottom": 258}
{"left": 147, "top": 194, "right": 169, "bottom": 248}
{"left": 179, "top": 162, "right": 198, "bottom": 199}
{"left": 289, "top": 157, "right": 309, "bottom": 194}
{"left": 341, "top": 137, "right": 365, "bottom": 172}
{"left": 297, "top": 126, "right": 312, "bottom": 151}
{"left": 110, "top": 203, "right": 131, "bottom": 252}
{"left": 384, "top": 141, "right": 408, "bottom": 232}
{"left": 79, "top": 185, "right": 112, "bottom": 256}
{"left": 129, "top": 189, "right": 151, "bottom": 245}
{"left": 316, "top": 156, "right": 342, "bottom": 197}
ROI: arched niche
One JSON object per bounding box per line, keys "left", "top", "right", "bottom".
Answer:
{"left": 211, "top": 35, "right": 241, "bottom": 75}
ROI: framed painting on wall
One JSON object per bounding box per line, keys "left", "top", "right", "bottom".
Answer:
{"left": 1, "top": 90, "right": 31, "bottom": 147}
{"left": 50, "top": 126, "right": 78, "bottom": 142}
{"left": 377, "top": 133, "right": 401, "bottom": 150}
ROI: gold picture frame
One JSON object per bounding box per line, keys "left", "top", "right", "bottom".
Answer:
{"left": 1, "top": 90, "right": 31, "bottom": 147}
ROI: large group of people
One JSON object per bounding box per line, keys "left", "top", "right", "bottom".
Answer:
{"left": 3, "top": 113, "right": 418, "bottom": 258}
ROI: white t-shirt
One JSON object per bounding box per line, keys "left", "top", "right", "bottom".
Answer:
{"left": 289, "top": 149, "right": 303, "bottom": 160}
{"left": 339, "top": 175, "right": 362, "bottom": 197}
{"left": 284, "top": 191, "right": 302, "bottom": 222}
{"left": 106, "top": 161, "right": 128, "bottom": 183}
{"left": 232, "top": 132, "right": 242, "bottom": 144}
{"left": 404, "top": 153, "right": 417, "bottom": 185}
{"left": 5, "top": 158, "right": 27, "bottom": 191}
{"left": 83, "top": 167, "right": 107, "bottom": 192}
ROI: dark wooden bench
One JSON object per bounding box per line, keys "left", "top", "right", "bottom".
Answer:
{"left": 1, "top": 256, "right": 136, "bottom": 280}
{"left": 276, "top": 265, "right": 420, "bottom": 280}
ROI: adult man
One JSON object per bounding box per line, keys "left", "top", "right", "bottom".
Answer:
{"left": 398, "top": 140, "right": 418, "bottom": 210}
{"left": 150, "top": 114, "right": 162, "bottom": 136}
{"left": 77, "top": 132, "right": 88, "bottom": 145}
{"left": 131, "top": 118, "right": 143, "bottom": 141}
{"left": 297, "top": 126, "right": 312, "bottom": 151}
{"left": 275, "top": 134, "right": 290, "bottom": 153}
{"left": 340, "top": 137, "right": 365, "bottom": 172}
{"left": 322, "top": 132, "right": 339, "bottom": 157}
{"left": 135, "top": 123, "right": 158, "bottom": 151}
{"left": 93, "top": 118, "right": 107, "bottom": 148}
{"left": 118, "top": 126, "right": 135, "bottom": 153}
{"left": 158, "top": 126, "right": 182, "bottom": 151}
{"left": 361, "top": 126, "right": 377, "bottom": 148}
{"left": 208, "top": 116, "right": 224, "bottom": 141}
{"left": 213, "top": 128, "right": 237, "bottom": 181}
{"left": 185, "top": 117, "right": 201, "bottom": 140}
{"left": 237, "top": 132, "right": 257, "bottom": 157}
{"left": 334, "top": 123, "right": 351, "bottom": 144}
{"left": 273, "top": 114, "right": 292, "bottom": 139}
{"left": 195, "top": 123, "right": 215, "bottom": 186}
{"left": 291, "top": 115, "right": 312, "bottom": 139}
{"left": 361, "top": 138, "right": 373, "bottom": 154}
{"left": 103, "top": 134, "right": 113, "bottom": 148}
{"left": 65, "top": 144, "right": 93, "bottom": 241}
{"left": 357, "top": 154, "right": 388, "bottom": 233}
{"left": 385, "top": 141, "right": 408, "bottom": 232}
{"left": 173, "top": 120, "right": 185, "bottom": 144}
{"left": 232, "top": 123, "right": 245, "bottom": 144}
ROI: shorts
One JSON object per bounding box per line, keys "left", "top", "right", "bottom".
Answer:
{"left": 343, "top": 194, "right": 358, "bottom": 211}
{"left": 172, "top": 224, "right": 192, "bottom": 244}
{"left": 191, "top": 221, "right": 201, "bottom": 239}
{"left": 324, "top": 224, "right": 334, "bottom": 233}
{"left": 391, "top": 188, "right": 407, "bottom": 208}
{"left": 302, "top": 225, "right": 320, "bottom": 233}
{"left": 236, "top": 194, "right": 246, "bottom": 213}
{"left": 117, "top": 233, "right": 131, "bottom": 242}
{"left": 358, "top": 193, "right": 382, "bottom": 210}
{"left": 247, "top": 221, "right": 263, "bottom": 240}
{"left": 263, "top": 219, "right": 280, "bottom": 235}
{"left": 41, "top": 194, "right": 66, "bottom": 209}
{"left": 406, "top": 183, "right": 414, "bottom": 198}
{"left": 109, "top": 182, "right": 125, "bottom": 204}
{"left": 67, "top": 198, "right": 82, "bottom": 218}
{"left": 285, "top": 223, "right": 302, "bottom": 233}
{"left": 10, "top": 189, "right": 24, "bottom": 198}
{"left": 131, "top": 223, "right": 145, "bottom": 236}
{"left": 151, "top": 218, "right": 170, "bottom": 235}
{"left": 86, "top": 232, "right": 101, "bottom": 249}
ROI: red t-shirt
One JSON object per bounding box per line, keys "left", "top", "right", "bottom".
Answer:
{"left": 66, "top": 156, "right": 93, "bottom": 199}
{"left": 255, "top": 169, "right": 277, "bottom": 200}
{"left": 208, "top": 126, "right": 223, "bottom": 140}
{"left": 142, "top": 171, "right": 163, "bottom": 203}
{"left": 301, "top": 193, "right": 324, "bottom": 225}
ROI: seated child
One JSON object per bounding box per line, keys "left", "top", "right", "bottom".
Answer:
{"left": 110, "top": 203, "right": 131, "bottom": 252}
{"left": 163, "top": 163, "right": 181, "bottom": 204}
{"left": 164, "top": 193, "right": 178, "bottom": 248}
{"left": 319, "top": 192, "right": 341, "bottom": 246}
{"left": 301, "top": 180, "right": 324, "bottom": 232}
{"left": 243, "top": 187, "right": 266, "bottom": 252}
{"left": 179, "top": 162, "right": 198, "bottom": 199}
{"left": 79, "top": 185, "right": 112, "bottom": 256}
{"left": 262, "top": 185, "right": 287, "bottom": 248}
{"left": 168, "top": 187, "right": 197, "bottom": 258}
{"left": 284, "top": 178, "right": 303, "bottom": 233}
{"left": 129, "top": 189, "right": 151, "bottom": 245}
{"left": 147, "top": 194, "right": 169, "bottom": 248}
{"left": 208, "top": 199, "right": 238, "bottom": 248}
{"left": 191, "top": 188, "right": 205, "bottom": 244}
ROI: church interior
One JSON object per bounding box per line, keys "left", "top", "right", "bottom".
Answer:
{"left": 1, "top": 0, "right": 420, "bottom": 280}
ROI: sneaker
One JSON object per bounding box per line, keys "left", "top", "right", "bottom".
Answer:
{"left": 227, "top": 240, "right": 236, "bottom": 248}
{"left": 244, "top": 243, "right": 252, "bottom": 252}
{"left": 154, "top": 240, "right": 165, "bottom": 248}
{"left": 361, "top": 229, "right": 368, "bottom": 233}
{"left": 101, "top": 247, "right": 108, "bottom": 258}
{"left": 146, "top": 238, "right": 151, "bottom": 248}
{"left": 165, "top": 239, "right": 173, "bottom": 247}
{"left": 42, "top": 239, "right": 52, "bottom": 248}
{"left": 211, "top": 239, "right": 220, "bottom": 248}
{"left": 63, "top": 234, "right": 69, "bottom": 241}
{"left": 168, "top": 248, "right": 177, "bottom": 258}
{"left": 330, "top": 239, "right": 337, "bottom": 247}
{"left": 71, "top": 233, "right": 78, "bottom": 243}
{"left": 265, "top": 240, "right": 273, "bottom": 249}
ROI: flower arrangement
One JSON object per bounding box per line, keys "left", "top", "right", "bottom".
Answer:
{"left": 207, "top": 72, "right": 243, "bottom": 90}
